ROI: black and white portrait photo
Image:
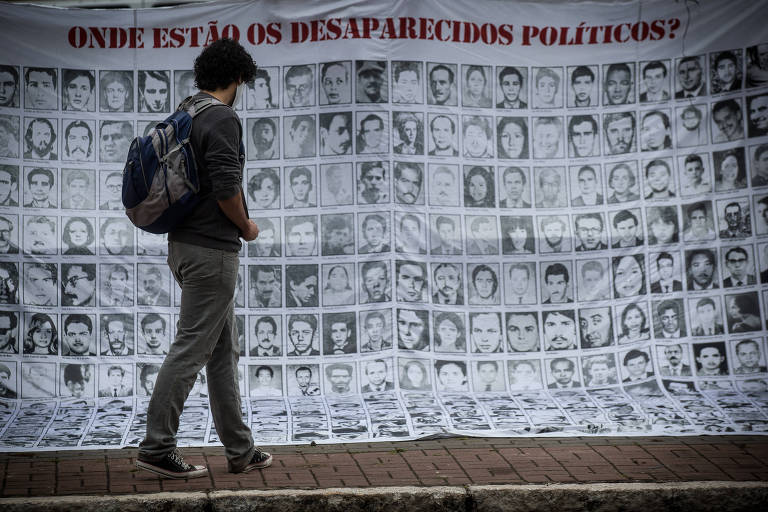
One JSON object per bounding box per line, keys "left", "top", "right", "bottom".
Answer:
{"left": 431, "top": 311, "right": 465, "bottom": 354}
{"left": 541, "top": 261, "right": 574, "bottom": 304}
{"left": 395, "top": 260, "right": 428, "bottom": 303}
{"left": 318, "top": 112, "right": 351, "bottom": 156}
{"left": 321, "top": 263, "right": 355, "bottom": 306}
{"left": 99, "top": 313, "right": 134, "bottom": 357}
{"left": 466, "top": 215, "right": 498, "bottom": 255}
{"left": 532, "top": 116, "right": 563, "bottom": 159}
{"left": 508, "top": 360, "right": 542, "bottom": 391}
{"left": 22, "top": 312, "right": 58, "bottom": 355}
{"left": 639, "top": 60, "right": 671, "bottom": 102}
{"left": 574, "top": 212, "right": 608, "bottom": 251}
{"left": 534, "top": 166, "right": 568, "bottom": 208}
{"left": 248, "top": 264, "right": 282, "bottom": 308}
{"left": 357, "top": 161, "right": 389, "bottom": 204}
{"left": 356, "top": 112, "right": 389, "bottom": 154}
{"left": 462, "top": 64, "right": 493, "bottom": 108}
{"left": 0, "top": 65, "right": 20, "bottom": 108}
{"left": 99, "top": 263, "right": 133, "bottom": 307}
{"left": 319, "top": 61, "right": 352, "bottom": 105}
{"left": 248, "top": 365, "right": 283, "bottom": 397}
{"left": 23, "top": 215, "right": 57, "bottom": 255}
{"left": 721, "top": 246, "right": 757, "bottom": 288}
{"left": 725, "top": 292, "right": 762, "bottom": 334}
{"left": 609, "top": 209, "right": 643, "bottom": 248}
{"left": 427, "top": 62, "right": 458, "bottom": 106}
{"left": 138, "top": 313, "right": 170, "bottom": 356}
{"left": 503, "top": 262, "right": 536, "bottom": 305}
{"left": 546, "top": 356, "right": 581, "bottom": 389}
{"left": 430, "top": 214, "right": 462, "bottom": 256}
{"left": 747, "top": 93, "right": 768, "bottom": 138}
{"left": 612, "top": 254, "right": 646, "bottom": 299}
{"left": 652, "top": 299, "right": 687, "bottom": 340}
{"left": 538, "top": 214, "right": 570, "bottom": 253}
{"left": 578, "top": 307, "right": 614, "bottom": 349}
{"left": 284, "top": 115, "right": 317, "bottom": 158}
{"left": 532, "top": 67, "right": 563, "bottom": 109}
{"left": 393, "top": 112, "right": 424, "bottom": 155}
{"left": 576, "top": 258, "right": 611, "bottom": 302}
{"left": 396, "top": 308, "right": 430, "bottom": 351}
{"left": 603, "top": 112, "right": 636, "bottom": 155}
{"left": 620, "top": 347, "right": 655, "bottom": 383}
{"left": 99, "top": 170, "right": 123, "bottom": 210}
{"left": 501, "top": 215, "right": 535, "bottom": 254}
{"left": 61, "top": 119, "right": 95, "bottom": 161}
{"left": 710, "top": 49, "right": 743, "bottom": 93}
{"left": 284, "top": 215, "right": 318, "bottom": 257}
{"left": 22, "top": 362, "right": 56, "bottom": 398}
{"left": 692, "top": 341, "right": 729, "bottom": 377}
{"left": 570, "top": 164, "right": 604, "bottom": 206}
{"left": 24, "top": 66, "right": 57, "bottom": 110}
{"left": 98, "top": 363, "right": 133, "bottom": 397}
{"left": 582, "top": 354, "right": 618, "bottom": 387}
{"left": 285, "top": 264, "right": 318, "bottom": 308}
{"left": 606, "top": 161, "right": 640, "bottom": 203}
{"left": 392, "top": 61, "right": 422, "bottom": 104}
{"left": 247, "top": 117, "right": 280, "bottom": 160}
{"left": 567, "top": 65, "right": 598, "bottom": 107}
{"left": 0, "top": 311, "right": 19, "bottom": 354}
{"left": 99, "top": 120, "right": 133, "bottom": 163}
{"left": 284, "top": 165, "right": 317, "bottom": 208}
{"left": 60, "top": 363, "right": 95, "bottom": 398}
{"left": 711, "top": 98, "right": 745, "bottom": 143}
{"left": 428, "top": 164, "right": 459, "bottom": 206}
{"left": 247, "top": 167, "right": 280, "bottom": 210}
{"left": 602, "top": 62, "right": 635, "bottom": 105}
{"left": 649, "top": 251, "right": 683, "bottom": 293}
{"left": 430, "top": 262, "right": 463, "bottom": 305}
{"left": 247, "top": 217, "right": 280, "bottom": 258}
{"left": 675, "top": 55, "right": 707, "bottom": 97}
{"left": 286, "top": 314, "right": 320, "bottom": 356}
{"left": 678, "top": 153, "right": 712, "bottom": 196}
{"left": 731, "top": 339, "right": 767, "bottom": 375}
{"left": 23, "top": 117, "right": 57, "bottom": 160}
{"left": 716, "top": 197, "right": 751, "bottom": 239}
{"left": 0, "top": 117, "right": 19, "bottom": 159}
{"left": 688, "top": 296, "right": 725, "bottom": 337}
{"left": 467, "top": 263, "right": 500, "bottom": 305}
{"left": 639, "top": 109, "right": 672, "bottom": 152}
{"left": 248, "top": 315, "right": 282, "bottom": 357}
{"left": 174, "top": 69, "right": 198, "bottom": 105}
{"left": 358, "top": 212, "right": 390, "bottom": 254}
{"left": 0, "top": 214, "right": 19, "bottom": 255}
{"left": 646, "top": 205, "right": 679, "bottom": 245}
{"left": 61, "top": 169, "right": 95, "bottom": 209}
{"left": 99, "top": 217, "right": 134, "bottom": 256}
{"left": 284, "top": 64, "right": 316, "bottom": 108}
{"left": 322, "top": 312, "right": 357, "bottom": 355}
{"left": 675, "top": 104, "right": 708, "bottom": 148}
{"left": 324, "top": 362, "right": 357, "bottom": 395}
{"left": 100, "top": 70, "right": 133, "bottom": 112}
{"left": 136, "top": 264, "right": 170, "bottom": 306}
{"left": 394, "top": 161, "right": 424, "bottom": 205}
{"left": 427, "top": 113, "right": 459, "bottom": 156}
{"left": 567, "top": 115, "right": 599, "bottom": 158}
{"left": 23, "top": 166, "right": 57, "bottom": 208}
{"left": 498, "top": 166, "right": 531, "bottom": 208}
{"left": 320, "top": 163, "right": 354, "bottom": 206}
{"left": 61, "top": 263, "right": 95, "bottom": 306}
{"left": 469, "top": 312, "right": 504, "bottom": 354}
{"left": 359, "top": 310, "right": 392, "bottom": 353}
{"left": 395, "top": 212, "right": 426, "bottom": 254}
{"left": 462, "top": 115, "right": 494, "bottom": 158}
{"left": 615, "top": 303, "right": 651, "bottom": 344}
{"left": 286, "top": 364, "right": 321, "bottom": 396}
{"left": 137, "top": 70, "right": 170, "bottom": 113}
{"left": 359, "top": 260, "right": 391, "bottom": 304}
{"left": 356, "top": 60, "right": 388, "bottom": 103}
{"left": 713, "top": 147, "right": 747, "bottom": 192}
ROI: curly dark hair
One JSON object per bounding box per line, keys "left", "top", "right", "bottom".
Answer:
{"left": 193, "top": 38, "right": 257, "bottom": 91}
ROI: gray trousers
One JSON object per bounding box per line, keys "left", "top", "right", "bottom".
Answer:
{"left": 138, "top": 241, "right": 254, "bottom": 472}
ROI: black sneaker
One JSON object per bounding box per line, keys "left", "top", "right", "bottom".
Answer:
{"left": 235, "top": 448, "right": 273, "bottom": 473}
{"left": 136, "top": 448, "right": 209, "bottom": 479}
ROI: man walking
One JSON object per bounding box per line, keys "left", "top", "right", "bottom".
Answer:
{"left": 137, "top": 39, "right": 272, "bottom": 479}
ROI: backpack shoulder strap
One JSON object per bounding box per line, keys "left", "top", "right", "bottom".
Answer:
{"left": 181, "top": 95, "right": 228, "bottom": 118}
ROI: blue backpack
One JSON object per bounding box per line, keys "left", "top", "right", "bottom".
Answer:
{"left": 122, "top": 96, "right": 226, "bottom": 234}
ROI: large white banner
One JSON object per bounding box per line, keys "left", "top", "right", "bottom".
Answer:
{"left": 0, "top": 0, "right": 767, "bottom": 450}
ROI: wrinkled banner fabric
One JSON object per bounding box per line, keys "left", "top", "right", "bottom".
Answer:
{"left": 0, "top": 0, "right": 767, "bottom": 450}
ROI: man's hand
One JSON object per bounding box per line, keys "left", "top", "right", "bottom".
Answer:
{"left": 241, "top": 220, "right": 259, "bottom": 241}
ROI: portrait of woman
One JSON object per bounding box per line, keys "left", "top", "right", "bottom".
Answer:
{"left": 399, "top": 359, "right": 431, "bottom": 390}
{"left": 501, "top": 215, "right": 535, "bottom": 254}
{"left": 435, "top": 360, "right": 468, "bottom": 392}
{"left": 247, "top": 67, "right": 277, "bottom": 110}
{"left": 497, "top": 117, "right": 529, "bottom": 159}
{"left": 248, "top": 168, "right": 280, "bottom": 210}
{"left": 23, "top": 312, "right": 58, "bottom": 356}
{"left": 714, "top": 148, "right": 747, "bottom": 192}
{"left": 463, "top": 166, "right": 495, "bottom": 207}
{"left": 462, "top": 65, "right": 492, "bottom": 108}
{"left": 433, "top": 312, "right": 466, "bottom": 353}
{"left": 62, "top": 216, "right": 95, "bottom": 255}
{"left": 322, "top": 264, "right": 355, "bottom": 306}
{"left": 617, "top": 303, "right": 651, "bottom": 344}
{"left": 726, "top": 293, "right": 761, "bottom": 333}
{"left": 613, "top": 254, "right": 646, "bottom": 298}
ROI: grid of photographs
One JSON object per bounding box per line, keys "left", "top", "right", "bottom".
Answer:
{"left": 0, "top": 27, "right": 767, "bottom": 448}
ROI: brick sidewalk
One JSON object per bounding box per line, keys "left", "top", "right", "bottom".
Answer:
{"left": 1, "top": 436, "right": 767, "bottom": 497}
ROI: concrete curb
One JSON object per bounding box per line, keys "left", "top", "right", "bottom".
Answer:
{"left": 1, "top": 482, "right": 767, "bottom": 511}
